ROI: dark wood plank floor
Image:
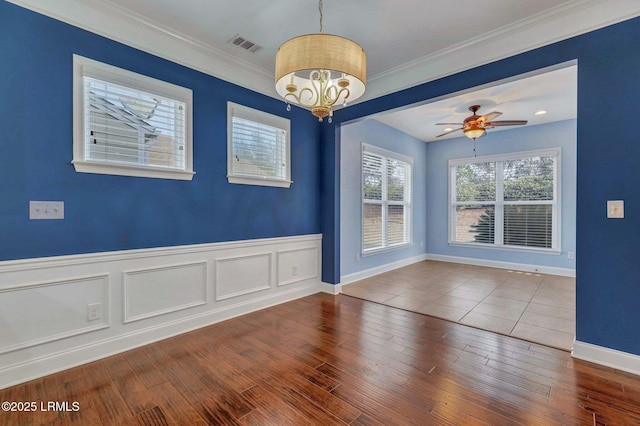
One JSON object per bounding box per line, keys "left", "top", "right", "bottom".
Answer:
{"left": 2, "top": 293, "right": 640, "bottom": 425}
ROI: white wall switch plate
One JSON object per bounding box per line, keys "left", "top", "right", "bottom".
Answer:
{"left": 29, "top": 201, "right": 64, "bottom": 220}
{"left": 607, "top": 200, "right": 624, "bottom": 219}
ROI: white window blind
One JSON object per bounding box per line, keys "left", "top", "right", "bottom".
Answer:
{"left": 363, "top": 152, "right": 383, "bottom": 251}
{"left": 73, "top": 55, "right": 193, "bottom": 180}
{"left": 449, "top": 149, "right": 559, "bottom": 251}
{"left": 84, "top": 78, "right": 186, "bottom": 170}
{"left": 363, "top": 145, "right": 412, "bottom": 254}
{"left": 453, "top": 162, "right": 496, "bottom": 244}
{"left": 503, "top": 156, "right": 555, "bottom": 248}
{"left": 227, "top": 102, "right": 291, "bottom": 188}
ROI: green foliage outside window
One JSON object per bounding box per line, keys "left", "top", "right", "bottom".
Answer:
{"left": 455, "top": 155, "right": 555, "bottom": 249}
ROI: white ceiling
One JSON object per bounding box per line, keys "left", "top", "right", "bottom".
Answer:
{"left": 7, "top": 0, "right": 638, "bottom": 141}
{"left": 102, "top": 0, "right": 570, "bottom": 80}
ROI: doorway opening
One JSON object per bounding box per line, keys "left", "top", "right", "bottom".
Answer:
{"left": 339, "top": 62, "right": 577, "bottom": 350}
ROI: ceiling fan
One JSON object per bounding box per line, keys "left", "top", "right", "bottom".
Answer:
{"left": 436, "top": 105, "right": 528, "bottom": 139}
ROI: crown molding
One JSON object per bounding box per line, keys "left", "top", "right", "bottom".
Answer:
{"left": 363, "top": 0, "right": 640, "bottom": 102}
{"left": 7, "top": 0, "right": 640, "bottom": 105}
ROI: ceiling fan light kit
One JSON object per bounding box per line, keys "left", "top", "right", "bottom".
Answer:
{"left": 463, "top": 125, "right": 486, "bottom": 140}
{"left": 274, "top": 0, "right": 366, "bottom": 122}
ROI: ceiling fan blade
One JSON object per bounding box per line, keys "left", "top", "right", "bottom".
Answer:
{"left": 435, "top": 122, "right": 462, "bottom": 125}
{"left": 436, "top": 128, "right": 463, "bottom": 137}
{"left": 477, "top": 111, "right": 502, "bottom": 123}
{"left": 485, "top": 120, "right": 528, "bottom": 127}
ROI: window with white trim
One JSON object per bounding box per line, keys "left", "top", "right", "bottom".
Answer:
{"left": 362, "top": 144, "right": 413, "bottom": 254}
{"left": 72, "top": 55, "right": 193, "bottom": 180}
{"left": 449, "top": 148, "right": 560, "bottom": 251}
{"left": 227, "top": 102, "right": 291, "bottom": 188}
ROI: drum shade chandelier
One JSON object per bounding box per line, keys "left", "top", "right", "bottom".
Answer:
{"left": 275, "top": 0, "right": 366, "bottom": 122}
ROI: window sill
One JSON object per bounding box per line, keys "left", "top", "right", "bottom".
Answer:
{"left": 72, "top": 160, "right": 195, "bottom": 181}
{"left": 448, "top": 241, "right": 561, "bottom": 255}
{"left": 227, "top": 175, "right": 292, "bottom": 188}
{"left": 363, "top": 242, "right": 412, "bottom": 257}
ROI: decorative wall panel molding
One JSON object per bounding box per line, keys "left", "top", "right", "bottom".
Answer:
{"left": 124, "top": 261, "right": 207, "bottom": 323}
{"left": 0, "top": 274, "right": 109, "bottom": 354}
{"left": 277, "top": 246, "right": 319, "bottom": 287}
{"left": 215, "top": 253, "right": 272, "bottom": 301}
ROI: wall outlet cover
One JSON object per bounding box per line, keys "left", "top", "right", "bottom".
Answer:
{"left": 607, "top": 200, "right": 624, "bottom": 219}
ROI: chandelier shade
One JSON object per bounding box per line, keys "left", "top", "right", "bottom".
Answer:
{"left": 274, "top": 1, "right": 366, "bottom": 122}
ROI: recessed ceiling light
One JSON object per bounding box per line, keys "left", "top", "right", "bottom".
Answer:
{"left": 534, "top": 110, "right": 548, "bottom": 116}
{"left": 444, "top": 127, "right": 453, "bottom": 132}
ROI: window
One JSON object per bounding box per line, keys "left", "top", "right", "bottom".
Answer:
{"left": 449, "top": 148, "right": 560, "bottom": 251}
{"left": 72, "top": 55, "right": 193, "bottom": 180}
{"left": 227, "top": 102, "right": 291, "bottom": 188}
{"left": 362, "top": 144, "right": 412, "bottom": 254}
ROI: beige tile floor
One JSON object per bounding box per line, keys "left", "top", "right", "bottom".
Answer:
{"left": 342, "top": 260, "right": 576, "bottom": 350}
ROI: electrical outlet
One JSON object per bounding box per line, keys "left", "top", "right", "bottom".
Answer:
{"left": 292, "top": 265, "right": 298, "bottom": 276}
{"left": 29, "top": 201, "right": 64, "bottom": 220}
{"left": 87, "top": 303, "right": 101, "bottom": 321}
{"left": 568, "top": 251, "right": 575, "bottom": 259}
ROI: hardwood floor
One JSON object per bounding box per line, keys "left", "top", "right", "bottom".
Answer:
{"left": 2, "top": 293, "right": 639, "bottom": 425}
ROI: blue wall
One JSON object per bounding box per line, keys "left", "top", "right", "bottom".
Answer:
{"left": 426, "top": 119, "right": 576, "bottom": 270}
{"left": 323, "top": 17, "right": 640, "bottom": 356}
{"left": 340, "top": 119, "right": 428, "bottom": 277}
{"left": 0, "top": 2, "right": 321, "bottom": 261}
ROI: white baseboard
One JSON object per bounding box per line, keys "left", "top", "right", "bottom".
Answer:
{"left": 425, "top": 253, "right": 575, "bottom": 277}
{"left": 321, "top": 282, "right": 343, "bottom": 295}
{"left": 572, "top": 341, "right": 640, "bottom": 376}
{"left": 340, "top": 254, "right": 429, "bottom": 285}
{"left": 339, "top": 252, "right": 575, "bottom": 285}
{"left": 0, "top": 234, "right": 322, "bottom": 390}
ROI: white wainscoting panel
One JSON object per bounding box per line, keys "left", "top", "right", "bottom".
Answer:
{"left": 215, "top": 253, "right": 272, "bottom": 301}
{"left": 0, "top": 234, "right": 322, "bottom": 390}
{"left": 277, "top": 246, "right": 319, "bottom": 287}
{"left": 0, "top": 274, "right": 109, "bottom": 354}
{"left": 124, "top": 261, "right": 207, "bottom": 323}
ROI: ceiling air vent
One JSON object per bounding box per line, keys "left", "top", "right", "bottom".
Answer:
{"left": 228, "top": 34, "right": 262, "bottom": 53}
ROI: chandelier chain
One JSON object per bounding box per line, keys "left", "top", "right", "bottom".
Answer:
{"left": 319, "top": 0, "right": 323, "bottom": 33}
